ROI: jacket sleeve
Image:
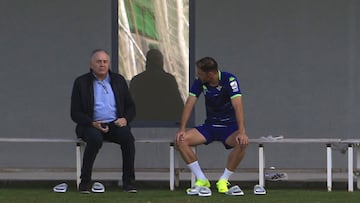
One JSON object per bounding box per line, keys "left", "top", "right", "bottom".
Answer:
{"left": 70, "top": 77, "right": 93, "bottom": 125}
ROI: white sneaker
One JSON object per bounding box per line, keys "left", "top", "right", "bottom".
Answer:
{"left": 186, "top": 186, "right": 212, "bottom": 197}
{"left": 253, "top": 184, "right": 266, "bottom": 195}
{"left": 91, "top": 182, "right": 105, "bottom": 193}
{"left": 53, "top": 183, "right": 68, "bottom": 193}
{"left": 225, "top": 185, "right": 244, "bottom": 196}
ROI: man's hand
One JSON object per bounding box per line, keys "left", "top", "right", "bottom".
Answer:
{"left": 114, "top": 118, "right": 127, "bottom": 127}
{"left": 235, "top": 131, "right": 249, "bottom": 146}
{"left": 174, "top": 130, "right": 186, "bottom": 145}
{"left": 92, "top": 121, "right": 109, "bottom": 133}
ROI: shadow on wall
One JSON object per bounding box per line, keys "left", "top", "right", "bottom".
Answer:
{"left": 129, "top": 49, "right": 184, "bottom": 123}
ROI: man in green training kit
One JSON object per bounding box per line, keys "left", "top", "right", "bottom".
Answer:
{"left": 174, "top": 57, "right": 249, "bottom": 196}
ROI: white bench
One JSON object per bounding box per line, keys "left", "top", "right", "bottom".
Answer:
{"left": 76, "top": 138, "right": 176, "bottom": 190}
{"left": 341, "top": 139, "right": 360, "bottom": 192}
{"left": 248, "top": 138, "right": 341, "bottom": 192}
{"left": 186, "top": 138, "right": 341, "bottom": 192}
{"left": 0, "top": 137, "right": 177, "bottom": 190}
{"left": 0, "top": 137, "right": 348, "bottom": 192}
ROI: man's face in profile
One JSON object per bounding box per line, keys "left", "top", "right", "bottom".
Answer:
{"left": 197, "top": 67, "right": 212, "bottom": 83}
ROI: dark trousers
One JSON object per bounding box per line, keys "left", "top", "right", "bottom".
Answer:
{"left": 79, "top": 123, "right": 135, "bottom": 185}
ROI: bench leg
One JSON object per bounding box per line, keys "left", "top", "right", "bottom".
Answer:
{"left": 326, "top": 144, "right": 332, "bottom": 192}
{"left": 170, "top": 143, "right": 175, "bottom": 191}
{"left": 76, "top": 142, "right": 85, "bottom": 190}
{"left": 76, "top": 143, "right": 81, "bottom": 189}
{"left": 259, "top": 144, "right": 265, "bottom": 187}
{"left": 348, "top": 144, "right": 354, "bottom": 192}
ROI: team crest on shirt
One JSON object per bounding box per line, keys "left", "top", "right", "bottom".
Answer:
{"left": 229, "top": 77, "right": 239, "bottom": 92}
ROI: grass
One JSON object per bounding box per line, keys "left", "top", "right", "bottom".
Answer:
{"left": 0, "top": 182, "right": 360, "bottom": 203}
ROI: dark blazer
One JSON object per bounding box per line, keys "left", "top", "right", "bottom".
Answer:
{"left": 70, "top": 70, "right": 136, "bottom": 136}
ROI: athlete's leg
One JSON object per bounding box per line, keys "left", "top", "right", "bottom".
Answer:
{"left": 176, "top": 128, "right": 207, "bottom": 164}
{"left": 216, "top": 130, "right": 248, "bottom": 193}
{"left": 177, "top": 128, "right": 211, "bottom": 194}
{"left": 176, "top": 128, "right": 210, "bottom": 182}
{"left": 224, "top": 130, "right": 248, "bottom": 171}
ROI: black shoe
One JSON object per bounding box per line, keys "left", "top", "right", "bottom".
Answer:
{"left": 79, "top": 181, "right": 91, "bottom": 194}
{"left": 123, "top": 184, "right": 137, "bottom": 193}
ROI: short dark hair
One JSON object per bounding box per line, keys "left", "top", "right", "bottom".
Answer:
{"left": 196, "top": 57, "right": 218, "bottom": 73}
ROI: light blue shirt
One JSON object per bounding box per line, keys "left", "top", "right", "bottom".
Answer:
{"left": 93, "top": 74, "right": 117, "bottom": 122}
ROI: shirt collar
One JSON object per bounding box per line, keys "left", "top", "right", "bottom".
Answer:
{"left": 93, "top": 73, "right": 110, "bottom": 83}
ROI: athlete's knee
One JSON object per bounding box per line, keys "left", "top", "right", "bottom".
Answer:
{"left": 175, "top": 135, "right": 191, "bottom": 149}
{"left": 175, "top": 138, "right": 189, "bottom": 148}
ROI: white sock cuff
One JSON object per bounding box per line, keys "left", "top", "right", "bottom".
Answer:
{"left": 187, "top": 161, "right": 207, "bottom": 180}
{"left": 225, "top": 168, "right": 234, "bottom": 175}
{"left": 187, "top": 161, "right": 199, "bottom": 167}
{"left": 219, "top": 168, "right": 234, "bottom": 181}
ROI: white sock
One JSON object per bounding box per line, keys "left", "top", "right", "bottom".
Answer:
{"left": 219, "top": 168, "right": 234, "bottom": 181}
{"left": 188, "top": 161, "right": 207, "bottom": 180}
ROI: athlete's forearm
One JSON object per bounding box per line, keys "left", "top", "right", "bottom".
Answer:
{"left": 232, "top": 97, "right": 246, "bottom": 134}
{"left": 179, "top": 96, "right": 197, "bottom": 131}
{"left": 236, "top": 110, "right": 246, "bottom": 135}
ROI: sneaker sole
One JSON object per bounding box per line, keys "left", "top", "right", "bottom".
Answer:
{"left": 92, "top": 189, "right": 105, "bottom": 193}
{"left": 186, "top": 189, "right": 200, "bottom": 195}
{"left": 198, "top": 193, "right": 212, "bottom": 197}
{"left": 226, "top": 191, "right": 244, "bottom": 196}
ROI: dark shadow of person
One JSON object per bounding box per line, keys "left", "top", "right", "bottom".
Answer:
{"left": 129, "top": 49, "right": 183, "bottom": 124}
